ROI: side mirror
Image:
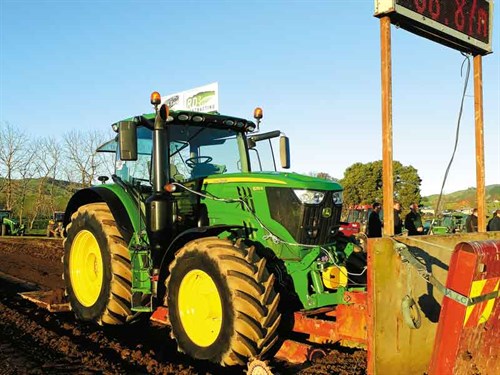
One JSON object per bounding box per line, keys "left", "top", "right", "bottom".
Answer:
{"left": 280, "top": 136, "right": 290, "bottom": 169}
{"left": 118, "top": 121, "right": 138, "bottom": 161}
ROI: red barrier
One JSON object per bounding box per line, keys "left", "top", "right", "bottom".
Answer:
{"left": 429, "top": 240, "right": 500, "bottom": 375}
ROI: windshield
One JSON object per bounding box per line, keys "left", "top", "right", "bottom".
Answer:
{"left": 169, "top": 125, "right": 246, "bottom": 180}
{"left": 114, "top": 125, "right": 248, "bottom": 185}
{"left": 54, "top": 212, "right": 65, "bottom": 221}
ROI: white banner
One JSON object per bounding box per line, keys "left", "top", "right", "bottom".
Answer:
{"left": 161, "top": 82, "right": 219, "bottom": 113}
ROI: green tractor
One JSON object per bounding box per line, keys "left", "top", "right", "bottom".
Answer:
{"left": 0, "top": 209, "right": 26, "bottom": 236}
{"left": 61, "top": 93, "right": 365, "bottom": 366}
{"left": 427, "top": 212, "right": 467, "bottom": 235}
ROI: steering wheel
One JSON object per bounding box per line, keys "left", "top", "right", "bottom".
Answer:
{"left": 185, "top": 156, "right": 213, "bottom": 168}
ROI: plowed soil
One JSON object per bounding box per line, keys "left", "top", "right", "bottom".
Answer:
{"left": 0, "top": 237, "right": 366, "bottom": 374}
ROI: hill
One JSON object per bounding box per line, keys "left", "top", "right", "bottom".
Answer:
{"left": 0, "top": 177, "right": 79, "bottom": 219}
{"left": 423, "top": 184, "right": 500, "bottom": 213}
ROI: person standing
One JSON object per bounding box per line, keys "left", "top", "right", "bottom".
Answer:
{"left": 367, "top": 202, "right": 383, "bottom": 238}
{"left": 487, "top": 210, "right": 500, "bottom": 231}
{"left": 394, "top": 202, "right": 403, "bottom": 235}
{"left": 405, "top": 203, "right": 424, "bottom": 236}
{"left": 465, "top": 208, "right": 478, "bottom": 233}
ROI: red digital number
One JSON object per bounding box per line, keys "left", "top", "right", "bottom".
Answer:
{"left": 428, "top": 0, "right": 440, "bottom": 20}
{"left": 468, "top": 0, "right": 477, "bottom": 35}
{"left": 454, "top": 0, "right": 466, "bottom": 31}
{"left": 414, "top": 0, "right": 426, "bottom": 13}
{"left": 413, "top": 0, "right": 440, "bottom": 21}
{"left": 477, "top": 7, "right": 488, "bottom": 38}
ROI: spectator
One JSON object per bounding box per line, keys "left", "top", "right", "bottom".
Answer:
{"left": 394, "top": 202, "right": 403, "bottom": 235}
{"left": 465, "top": 208, "right": 478, "bottom": 233}
{"left": 367, "top": 202, "right": 383, "bottom": 238}
{"left": 405, "top": 203, "right": 424, "bottom": 235}
{"left": 487, "top": 210, "right": 500, "bottom": 231}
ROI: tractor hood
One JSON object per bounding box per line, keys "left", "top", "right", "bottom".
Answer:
{"left": 203, "top": 171, "right": 343, "bottom": 191}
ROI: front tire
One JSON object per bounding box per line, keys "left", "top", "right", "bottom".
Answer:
{"left": 63, "top": 203, "right": 137, "bottom": 325}
{"left": 166, "top": 237, "right": 281, "bottom": 366}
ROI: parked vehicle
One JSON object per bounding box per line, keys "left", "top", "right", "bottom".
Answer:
{"left": 46, "top": 211, "right": 65, "bottom": 238}
{"left": 0, "top": 209, "right": 25, "bottom": 236}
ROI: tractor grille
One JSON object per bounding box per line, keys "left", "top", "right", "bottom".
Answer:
{"left": 266, "top": 188, "right": 342, "bottom": 245}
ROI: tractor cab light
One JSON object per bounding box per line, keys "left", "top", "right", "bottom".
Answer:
{"left": 254, "top": 107, "right": 263, "bottom": 120}
{"left": 246, "top": 122, "right": 256, "bottom": 132}
{"left": 164, "top": 183, "right": 177, "bottom": 193}
{"left": 150, "top": 91, "right": 161, "bottom": 106}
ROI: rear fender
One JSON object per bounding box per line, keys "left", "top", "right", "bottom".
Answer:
{"left": 63, "top": 187, "right": 137, "bottom": 243}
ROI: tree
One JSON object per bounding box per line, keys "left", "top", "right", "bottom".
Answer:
{"left": 63, "top": 130, "right": 110, "bottom": 187}
{"left": 308, "top": 171, "right": 339, "bottom": 181}
{"left": 0, "top": 122, "right": 31, "bottom": 210}
{"left": 29, "top": 137, "right": 63, "bottom": 228}
{"left": 13, "top": 140, "right": 37, "bottom": 224}
{"left": 341, "top": 160, "right": 422, "bottom": 210}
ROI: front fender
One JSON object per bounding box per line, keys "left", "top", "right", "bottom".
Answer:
{"left": 156, "top": 224, "right": 244, "bottom": 300}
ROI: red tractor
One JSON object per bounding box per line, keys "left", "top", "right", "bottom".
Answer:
{"left": 46, "top": 211, "right": 65, "bottom": 238}
{"left": 339, "top": 204, "right": 373, "bottom": 236}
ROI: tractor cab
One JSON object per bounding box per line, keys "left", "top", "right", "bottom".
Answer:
{"left": 53, "top": 211, "right": 65, "bottom": 223}
{"left": 97, "top": 109, "right": 290, "bottom": 190}
{"left": 0, "top": 209, "right": 11, "bottom": 222}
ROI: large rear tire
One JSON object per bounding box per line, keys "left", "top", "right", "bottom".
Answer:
{"left": 166, "top": 237, "right": 281, "bottom": 366}
{"left": 63, "top": 203, "right": 138, "bottom": 325}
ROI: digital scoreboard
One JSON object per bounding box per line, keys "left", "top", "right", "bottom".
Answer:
{"left": 374, "top": 0, "right": 493, "bottom": 55}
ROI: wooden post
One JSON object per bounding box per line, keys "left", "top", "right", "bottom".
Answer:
{"left": 473, "top": 55, "right": 486, "bottom": 232}
{"left": 380, "top": 17, "right": 394, "bottom": 236}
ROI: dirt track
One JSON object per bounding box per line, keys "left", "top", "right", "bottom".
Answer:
{"left": 0, "top": 237, "right": 366, "bottom": 374}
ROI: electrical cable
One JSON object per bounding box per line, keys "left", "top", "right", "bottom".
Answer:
{"left": 430, "top": 53, "right": 471, "bottom": 234}
{"left": 171, "top": 181, "right": 366, "bottom": 284}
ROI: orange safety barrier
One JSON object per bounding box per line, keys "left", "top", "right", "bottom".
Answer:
{"left": 429, "top": 240, "right": 500, "bottom": 375}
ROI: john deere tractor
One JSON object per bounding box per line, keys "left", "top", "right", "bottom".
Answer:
{"left": 0, "top": 209, "right": 25, "bottom": 236}
{"left": 62, "top": 92, "right": 365, "bottom": 366}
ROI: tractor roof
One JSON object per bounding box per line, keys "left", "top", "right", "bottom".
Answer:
{"left": 114, "top": 110, "right": 256, "bottom": 133}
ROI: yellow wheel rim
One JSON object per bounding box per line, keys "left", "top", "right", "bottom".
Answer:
{"left": 178, "top": 269, "right": 223, "bottom": 347}
{"left": 69, "top": 230, "right": 103, "bottom": 307}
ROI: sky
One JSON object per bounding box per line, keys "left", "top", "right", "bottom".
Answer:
{"left": 1, "top": 0, "right": 499, "bottom": 196}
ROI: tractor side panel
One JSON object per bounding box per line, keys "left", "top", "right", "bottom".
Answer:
{"left": 367, "top": 232, "right": 500, "bottom": 375}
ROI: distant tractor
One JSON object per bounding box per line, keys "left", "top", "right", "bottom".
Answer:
{"left": 59, "top": 92, "right": 365, "bottom": 367}
{"left": 427, "top": 212, "right": 467, "bottom": 235}
{"left": 340, "top": 204, "right": 373, "bottom": 235}
{"left": 46, "top": 211, "right": 65, "bottom": 238}
{"left": 0, "top": 209, "right": 25, "bottom": 236}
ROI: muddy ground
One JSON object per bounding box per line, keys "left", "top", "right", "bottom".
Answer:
{"left": 0, "top": 237, "right": 366, "bottom": 374}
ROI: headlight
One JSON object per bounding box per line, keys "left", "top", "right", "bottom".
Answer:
{"left": 293, "top": 189, "right": 325, "bottom": 204}
{"left": 332, "top": 191, "right": 343, "bottom": 204}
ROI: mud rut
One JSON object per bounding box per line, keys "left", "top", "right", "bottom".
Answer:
{"left": 0, "top": 238, "right": 366, "bottom": 375}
